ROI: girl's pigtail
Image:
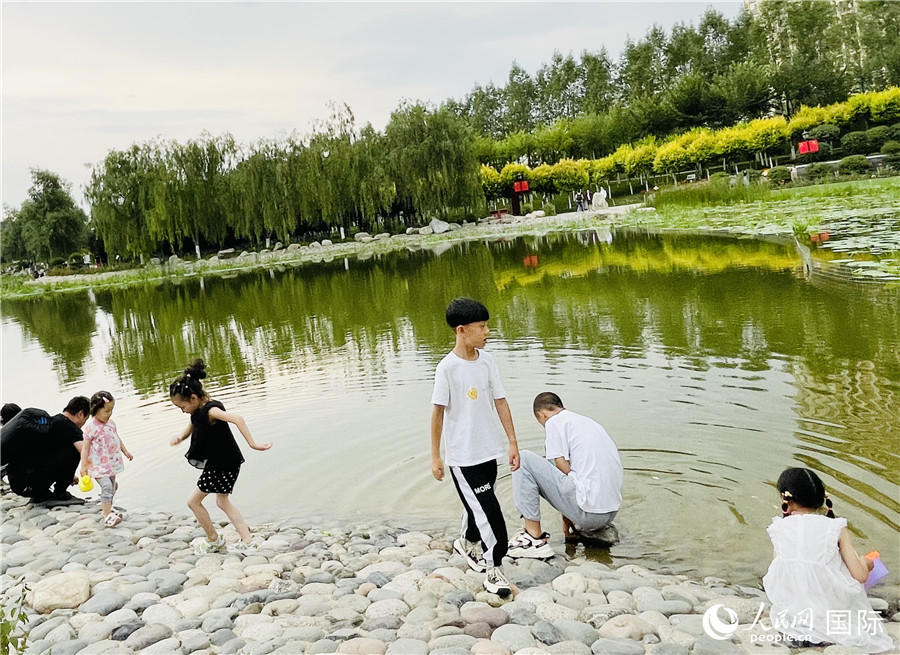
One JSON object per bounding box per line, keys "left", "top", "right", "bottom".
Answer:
{"left": 824, "top": 494, "right": 835, "bottom": 519}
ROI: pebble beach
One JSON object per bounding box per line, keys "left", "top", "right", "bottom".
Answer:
{"left": 1, "top": 496, "right": 897, "bottom": 655}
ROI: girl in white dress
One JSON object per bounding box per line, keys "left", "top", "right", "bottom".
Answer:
{"left": 762, "top": 467, "right": 894, "bottom": 653}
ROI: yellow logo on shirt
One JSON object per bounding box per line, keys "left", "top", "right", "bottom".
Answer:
{"left": 467, "top": 387, "right": 478, "bottom": 400}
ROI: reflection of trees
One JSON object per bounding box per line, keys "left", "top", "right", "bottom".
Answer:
{"left": 6, "top": 231, "right": 899, "bottom": 410}
{"left": 789, "top": 360, "right": 900, "bottom": 531}
{"left": 1, "top": 292, "right": 96, "bottom": 383}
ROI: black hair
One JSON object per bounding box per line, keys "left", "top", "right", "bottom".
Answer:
{"left": 446, "top": 298, "right": 489, "bottom": 328}
{"left": 169, "top": 359, "right": 208, "bottom": 400}
{"left": 776, "top": 467, "right": 835, "bottom": 518}
{"left": 64, "top": 396, "right": 90, "bottom": 417}
{"left": 89, "top": 391, "right": 114, "bottom": 416}
{"left": 1, "top": 403, "right": 21, "bottom": 425}
{"left": 533, "top": 392, "right": 564, "bottom": 414}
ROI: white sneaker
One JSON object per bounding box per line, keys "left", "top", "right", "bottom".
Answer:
{"left": 227, "top": 539, "right": 260, "bottom": 556}
{"left": 453, "top": 538, "right": 486, "bottom": 573}
{"left": 194, "top": 535, "right": 225, "bottom": 555}
{"left": 483, "top": 566, "right": 511, "bottom": 597}
{"left": 507, "top": 530, "right": 554, "bottom": 559}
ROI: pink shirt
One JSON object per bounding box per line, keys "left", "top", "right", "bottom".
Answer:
{"left": 83, "top": 417, "right": 124, "bottom": 478}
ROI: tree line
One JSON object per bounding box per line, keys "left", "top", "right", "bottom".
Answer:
{"left": 52, "top": 104, "right": 480, "bottom": 261}
{"left": 480, "top": 88, "right": 900, "bottom": 203}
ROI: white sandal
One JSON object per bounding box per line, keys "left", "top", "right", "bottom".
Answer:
{"left": 103, "top": 511, "right": 123, "bottom": 527}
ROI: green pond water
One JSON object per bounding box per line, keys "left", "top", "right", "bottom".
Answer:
{"left": 2, "top": 229, "right": 898, "bottom": 585}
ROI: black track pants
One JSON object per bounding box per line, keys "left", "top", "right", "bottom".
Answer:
{"left": 450, "top": 459, "right": 508, "bottom": 567}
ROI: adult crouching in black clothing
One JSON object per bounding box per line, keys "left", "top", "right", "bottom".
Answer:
{"left": 3, "top": 397, "right": 89, "bottom": 506}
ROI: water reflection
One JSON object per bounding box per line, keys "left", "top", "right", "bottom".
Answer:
{"left": 2, "top": 229, "right": 897, "bottom": 583}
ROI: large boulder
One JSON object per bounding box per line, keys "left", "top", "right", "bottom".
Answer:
{"left": 429, "top": 219, "right": 450, "bottom": 234}
{"left": 31, "top": 571, "right": 91, "bottom": 613}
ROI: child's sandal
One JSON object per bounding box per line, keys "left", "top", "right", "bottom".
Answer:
{"left": 103, "top": 511, "right": 123, "bottom": 527}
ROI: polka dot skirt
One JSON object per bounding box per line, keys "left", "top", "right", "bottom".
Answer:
{"left": 197, "top": 465, "right": 240, "bottom": 494}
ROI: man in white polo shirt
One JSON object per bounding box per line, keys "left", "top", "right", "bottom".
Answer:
{"left": 508, "top": 392, "right": 622, "bottom": 558}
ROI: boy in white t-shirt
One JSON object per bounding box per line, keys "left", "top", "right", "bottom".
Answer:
{"left": 508, "top": 392, "right": 622, "bottom": 559}
{"left": 431, "top": 298, "right": 520, "bottom": 596}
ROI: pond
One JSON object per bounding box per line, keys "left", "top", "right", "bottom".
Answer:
{"left": 2, "top": 229, "right": 898, "bottom": 585}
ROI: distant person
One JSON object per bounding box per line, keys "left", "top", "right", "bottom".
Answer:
{"left": 169, "top": 359, "right": 272, "bottom": 555}
{"left": 763, "top": 467, "right": 893, "bottom": 653}
{"left": 574, "top": 191, "right": 585, "bottom": 212}
{"left": 80, "top": 391, "right": 133, "bottom": 527}
{"left": 1, "top": 397, "right": 89, "bottom": 505}
{"left": 430, "top": 298, "right": 520, "bottom": 597}
{"left": 507, "top": 392, "right": 622, "bottom": 559}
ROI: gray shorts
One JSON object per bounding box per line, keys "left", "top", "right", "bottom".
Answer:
{"left": 512, "top": 450, "right": 617, "bottom": 531}
{"left": 98, "top": 475, "right": 116, "bottom": 503}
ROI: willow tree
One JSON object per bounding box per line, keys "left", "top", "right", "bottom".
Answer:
{"left": 384, "top": 103, "right": 482, "bottom": 219}
{"left": 224, "top": 141, "right": 289, "bottom": 244}
{"left": 85, "top": 145, "right": 160, "bottom": 259}
{"left": 147, "top": 134, "right": 236, "bottom": 253}
{"left": 350, "top": 124, "right": 396, "bottom": 230}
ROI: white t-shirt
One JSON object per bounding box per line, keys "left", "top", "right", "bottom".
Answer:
{"left": 544, "top": 409, "right": 622, "bottom": 513}
{"left": 431, "top": 349, "right": 507, "bottom": 467}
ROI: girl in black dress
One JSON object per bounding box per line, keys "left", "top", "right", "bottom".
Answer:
{"left": 169, "top": 359, "right": 272, "bottom": 554}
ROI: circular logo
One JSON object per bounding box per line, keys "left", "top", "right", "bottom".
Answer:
{"left": 702, "top": 604, "right": 740, "bottom": 640}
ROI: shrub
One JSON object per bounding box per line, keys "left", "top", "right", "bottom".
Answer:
{"left": 866, "top": 126, "right": 892, "bottom": 151}
{"left": 766, "top": 167, "right": 792, "bottom": 185}
{"left": 806, "top": 123, "right": 840, "bottom": 143}
{"left": 542, "top": 203, "right": 557, "bottom": 216}
{"left": 1, "top": 582, "right": 28, "bottom": 654}
{"left": 837, "top": 155, "right": 871, "bottom": 175}
{"left": 805, "top": 162, "right": 834, "bottom": 180}
{"left": 816, "top": 142, "right": 834, "bottom": 160}
{"left": 890, "top": 123, "right": 900, "bottom": 142}
{"left": 881, "top": 140, "right": 900, "bottom": 154}
{"left": 519, "top": 202, "right": 533, "bottom": 216}
{"left": 840, "top": 131, "right": 869, "bottom": 154}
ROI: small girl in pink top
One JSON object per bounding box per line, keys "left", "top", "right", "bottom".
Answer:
{"left": 80, "top": 391, "right": 133, "bottom": 526}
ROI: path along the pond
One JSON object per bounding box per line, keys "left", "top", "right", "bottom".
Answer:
{"left": 2, "top": 497, "right": 897, "bottom": 655}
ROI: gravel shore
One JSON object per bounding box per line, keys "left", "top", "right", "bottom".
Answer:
{"left": 1, "top": 496, "right": 897, "bottom": 655}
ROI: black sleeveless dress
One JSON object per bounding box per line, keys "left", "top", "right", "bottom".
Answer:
{"left": 186, "top": 400, "right": 245, "bottom": 494}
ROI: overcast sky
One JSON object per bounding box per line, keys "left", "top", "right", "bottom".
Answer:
{"left": 1, "top": 2, "right": 741, "bottom": 210}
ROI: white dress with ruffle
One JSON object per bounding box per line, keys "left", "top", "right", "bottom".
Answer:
{"left": 762, "top": 514, "right": 894, "bottom": 653}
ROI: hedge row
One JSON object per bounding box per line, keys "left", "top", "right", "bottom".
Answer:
{"left": 481, "top": 88, "right": 900, "bottom": 197}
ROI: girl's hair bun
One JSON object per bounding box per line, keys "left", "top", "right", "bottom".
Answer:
{"left": 185, "top": 358, "right": 207, "bottom": 380}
